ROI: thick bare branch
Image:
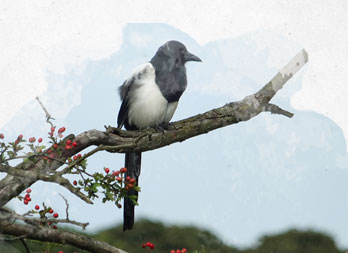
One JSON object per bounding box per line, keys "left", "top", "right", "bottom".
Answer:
{"left": 0, "top": 219, "right": 127, "bottom": 253}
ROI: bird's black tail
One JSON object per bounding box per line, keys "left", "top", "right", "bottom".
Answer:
{"left": 123, "top": 152, "right": 141, "bottom": 231}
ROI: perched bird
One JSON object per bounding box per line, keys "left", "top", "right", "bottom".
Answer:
{"left": 117, "top": 40, "right": 201, "bottom": 231}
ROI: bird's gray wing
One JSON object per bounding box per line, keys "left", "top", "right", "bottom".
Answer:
{"left": 117, "top": 63, "right": 152, "bottom": 129}
{"left": 117, "top": 79, "right": 131, "bottom": 128}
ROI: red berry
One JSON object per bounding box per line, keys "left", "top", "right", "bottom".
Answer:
{"left": 129, "top": 178, "right": 136, "bottom": 184}
{"left": 67, "top": 158, "right": 72, "bottom": 163}
{"left": 38, "top": 137, "right": 42, "bottom": 143}
{"left": 53, "top": 144, "right": 58, "bottom": 149}
{"left": 65, "top": 144, "right": 71, "bottom": 150}
{"left": 72, "top": 141, "right": 77, "bottom": 147}
{"left": 176, "top": 250, "right": 181, "bottom": 253}
{"left": 125, "top": 176, "right": 131, "bottom": 181}
{"left": 73, "top": 155, "right": 77, "bottom": 161}
{"left": 27, "top": 197, "right": 31, "bottom": 201}
{"left": 77, "top": 153, "right": 82, "bottom": 158}
{"left": 25, "top": 193, "right": 30, "bottom": 198}
{"left": 35, "top": 205, "right": 40, "bottom": 210}
{"left": 120, "top": 167, "right": 127, "bottom": 173}
{"left": 26, "top": 189, "right": 31, "bottom": 193}
{"left": 112, "top": 171, "right": 120, "bottom": 176}
{"left": 53, "top": 213, "right": 58, "bottom": 218}
{"left": 104, "top": 168, "right": 110, "bottom": 173}
{"left": 58, "top": 127, "right": 66, "bottom": 133}
{"left": 29, "top": 137, "right": 36, "bottom": 143}
{"left": 17, "top": 134, "right": 23, "bottom": 140}
{"left": 73, "top": 180, "right": 77, "bottom": 186}
{"left": 24, "top": 199, "right": 29, "bottom": 205}
{"left": 149, "top": 244, "right": 155, "bottom": 250}
{"left": 127, "top": 184, "right": 134, "bottom": 189}
{"left": 116, "top": 177, "right": 122, "bottom": 182}
{"left": 51, "top": 127, "right": 55, "bottom": 132}
{"left": 49, "top": 209, "right": 54, "bottom": 214}
{"left": 146, "top": 242, "right": 151, "bottom": 247}
{"left": 171, "top": 251, "right": 175, "bottom": 253}
{"left": 142, "top": 244, "right": 146, "bottom": 248}
{"left": 49, "top": 132, "right": 53, "bottom": 136}
{"left": 182, "top": 248, "right": 187, "bottom": 253}
{"left": 0, "top": 133, "right": 4, "bottom": 139}
{"left": 66, "top": 140, "right": 71, "bottom": 145}
{"left": 53, "top": 225, "right": 57, "bottom": 229}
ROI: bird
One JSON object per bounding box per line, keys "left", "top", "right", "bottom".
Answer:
{"left": 117, "top": 40, "right": 202, "bottom": 231}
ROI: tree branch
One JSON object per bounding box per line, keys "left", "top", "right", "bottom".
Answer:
{"left": 0, "top": 219, "right": 127, "bottom": 253}
{"left": 0, "top": 49, "right": 308, "bottom": 253}
{"left": 0, "top": 49, "right": 308, "bottom": 207}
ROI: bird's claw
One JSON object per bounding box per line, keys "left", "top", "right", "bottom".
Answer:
{"left": 155, "top": 122, "right": 170, "bottom": 133}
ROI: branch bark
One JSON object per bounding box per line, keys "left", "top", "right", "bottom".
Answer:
{"left": 0, "top": 219, "right": 126, "bottom": 253}
{"left": 0, "top": 49, "right": 308, "bottom": 252}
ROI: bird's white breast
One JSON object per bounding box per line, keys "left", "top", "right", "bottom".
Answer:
{"left": 127, "top": 63, "right": 178, "bottom": 129}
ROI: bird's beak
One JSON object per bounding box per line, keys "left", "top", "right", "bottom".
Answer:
{"left": 184, "top": 52, "right": 202, "bottom": 62}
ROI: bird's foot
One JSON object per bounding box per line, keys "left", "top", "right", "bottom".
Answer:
{"left": 155, "top": 122, "right": 170, "bottom": 133}
{"left": 105, "top": 125, "right": 121, "bottom": 135}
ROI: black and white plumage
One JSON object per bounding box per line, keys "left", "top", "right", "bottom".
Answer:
{"left": 117, "top": 40, "right": 201, "bottom": 231}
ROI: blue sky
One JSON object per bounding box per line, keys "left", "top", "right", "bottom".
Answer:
{"left": 2, "top": 24, "right": 347, "bottom": 249}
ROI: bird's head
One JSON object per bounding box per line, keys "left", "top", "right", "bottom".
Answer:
{"left": 151, "top": 40, "right": 202, "bottom": 71}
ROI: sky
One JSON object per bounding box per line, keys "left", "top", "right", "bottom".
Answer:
{"left": 0, "top": 0, "right": 347, "bottom": 250}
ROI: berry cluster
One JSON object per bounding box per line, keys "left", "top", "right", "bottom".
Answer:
{"left": 79, "top": 166, "right": 139, "bottom": 208}
{"left": 170, "top": 249, "right": 187, "bottom": 253}
{"left": 65, "top": 139, "right": 78, "bottom": 150}
{"left": 142, "top": 242, "right": 155, "bottom": 250}
{"left": 22, "top": 188, "right": 59, "bottom": 228}
{"left": 111, "top": 167, "right": 136, "bottom": 190}
{"left": 23, "top": 188, "right": 32, "bottom": 205}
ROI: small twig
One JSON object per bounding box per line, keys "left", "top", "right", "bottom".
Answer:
{"left": 57, "top": 143, "right": 133, "bottom": 176}
{"left": 0, "top": 208, "right": 89, "bottom": 230}
{"left": 21, "top": 238, "right": 31, "bottom": 253}
{"left": 0, "top": 234, "right": 26, "bottom": 241}
{"left": 0, "top": 146, "right": 8, "bottom": 163}
{"left": 35, "top": 96, "right": 55, "bottom": 127}
{"left": 37, "top": 174, "right": 93, "bottom": 204}
{"left": 3, "top": 153, "right": 66, "bottom": 164}
{"left": 59, "top": 193, "right": 69, "bottom": 220}
{"left": 76, "top": 167, "right": 93, "bottom": 178}
{"left": 263, "top": 103, "right": 294, "bottom": 118}
{"left": 52, "top": 218, "right": 89, "bottom": 230}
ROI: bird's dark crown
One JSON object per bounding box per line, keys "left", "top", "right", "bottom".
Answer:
{"left": 150, "top": 40, "right": 201, "bottom": 72}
